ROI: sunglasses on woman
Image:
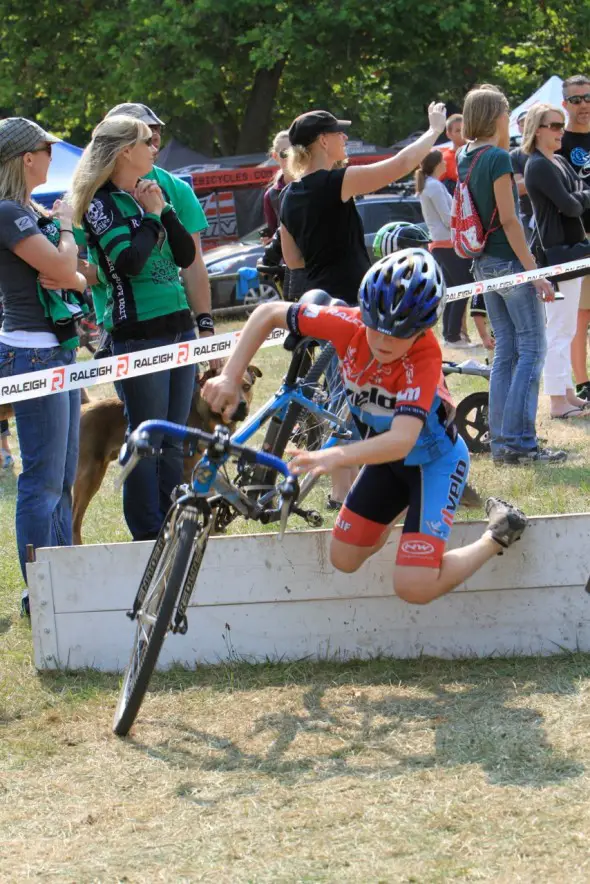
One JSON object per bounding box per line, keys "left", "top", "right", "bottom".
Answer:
{"left": 278, "top": 149, "right": 289, "bottom": 159}
{"left": 28, "top": 143, "right": 52, "bottom": 158}
{"left": 565, "top": 94, "right": 590, "bottom": 105}
{"left": 539, "top": 122, "right": 566, "bottom": 132}
{"left": 142, "top": 136, "right": 154, "bottom": 146}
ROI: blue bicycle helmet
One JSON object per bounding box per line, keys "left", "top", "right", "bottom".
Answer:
{"left": 372, "top": 221, "right": 430, "bottom": 258}
{"left": 359, "top": 248, "right": 446, "bottom": 338}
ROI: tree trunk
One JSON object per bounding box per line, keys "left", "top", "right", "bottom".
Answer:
{"left": 235, "top": 60, "right": 285, "bottom": 155}
{"left": 211, "top": 93, "right": 240, "bottom": 157}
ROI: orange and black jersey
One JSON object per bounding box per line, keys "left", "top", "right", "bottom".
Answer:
{"left": 287, "top": 303, "right": 457, "bottom": 466}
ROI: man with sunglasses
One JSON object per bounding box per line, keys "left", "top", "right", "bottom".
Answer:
{"left": 558, "top": 75, "right": 590, "bottom": 400}
{"left": 83, "top": 102, "right": 218, "bottom": 367}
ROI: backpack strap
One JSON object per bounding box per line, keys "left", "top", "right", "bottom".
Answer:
{"left": 462, "top": 145, "right": 503, "bottom": 239}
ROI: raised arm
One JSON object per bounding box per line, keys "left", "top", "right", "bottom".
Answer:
{"left": 341, "top": 103, "right": 447, "bottom": 202}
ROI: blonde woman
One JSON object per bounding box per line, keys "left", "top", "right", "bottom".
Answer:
{"left": 523, "top": 102, "right": 590, "bottom": 419}
{"left": 456, "top": 86, "right": 565, "bottom": 466}
{"left": 0, "top": 118, "right": 85, "bottom": 609}
{"left": 263, "top": 129, "right": 293, "bottom": 236}
{"left": 70, "top": 115, "right": 197, "bottom": 541}
{"left": 280, "top": 105, "right": 447, "bottom": 305}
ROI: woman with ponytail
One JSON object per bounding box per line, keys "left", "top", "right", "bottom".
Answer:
{"left": 416, "top": 150, "right": 477, "bottom": 348}
{"left": 70, "top": 114, "right": 197, "bottom": 541}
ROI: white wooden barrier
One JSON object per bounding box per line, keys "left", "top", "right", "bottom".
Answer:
{"left": 28, "top": 514, "right": 590, "bottom": 671}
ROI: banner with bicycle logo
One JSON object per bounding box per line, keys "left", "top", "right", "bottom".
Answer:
{"left": 1, "top": 256, "right": 590, "bottom": 405}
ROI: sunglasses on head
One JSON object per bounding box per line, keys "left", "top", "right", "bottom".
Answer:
{"left": 539, "top": 121, "right": 565, "bottom": 132}
{"left": 565, "top": 93, "right": 590, "bottom": 105}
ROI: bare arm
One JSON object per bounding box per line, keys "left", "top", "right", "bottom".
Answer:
{"left": 13, "top": 231, "right": 78, "bottom": 277}
{"left": 341, "top": 102, "right": 447, "bottom": 201}
{"left": 181, "top": 234, "right": 212, "bottom": 315}
{"left": 280, "top": 224, "right": 305, "bottom": 269}
{"left": 289, "top": 414, "right": 423, "bottom": 476}
{"left": 513, "top": 173, "right": 528, "bottom": 196}
{"left": 203, "top": 302, "right": 290, "bottom": 419}
{"left": 78, "top": 259, "right": 99, "bottom": 287}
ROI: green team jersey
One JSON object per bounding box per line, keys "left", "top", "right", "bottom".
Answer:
{"left": 86, "top": 166, "right": 207, "bottom": 326}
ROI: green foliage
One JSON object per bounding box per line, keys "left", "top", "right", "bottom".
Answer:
{"left": 0, "top": 0, "right": 588, "bottom": 154}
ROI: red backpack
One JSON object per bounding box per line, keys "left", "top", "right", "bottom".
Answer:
{"left": 451, "top": 146, "right": 500, "bottom": 259}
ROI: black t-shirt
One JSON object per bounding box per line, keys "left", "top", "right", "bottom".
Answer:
{"left": 558, "top": 130, "right": 590, "bottom": 230}
{"left": 510, "top": 147, "right": 533, "bottom": 221}
{"left": 280, "top": 168, "right": 371, "bottom": 305}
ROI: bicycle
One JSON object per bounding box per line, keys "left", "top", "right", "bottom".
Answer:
{"left": 112, "top": 342, "right": 353, "bottom": 735}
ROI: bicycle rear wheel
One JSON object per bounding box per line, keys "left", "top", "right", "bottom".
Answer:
{"left": 113, "top": 509, "right": 200, "bottom": 736}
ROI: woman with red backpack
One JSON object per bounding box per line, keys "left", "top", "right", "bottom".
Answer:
{"left": 456, "top": 86, "right": 565, "bottom": 466}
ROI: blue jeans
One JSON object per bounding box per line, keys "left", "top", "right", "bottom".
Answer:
{"left": 473, "top": 255, "right": 546, "bottom": 455}
{"left": 113, "top": 330, "right": 197, "bottom": 541}
{"left": 0, "top": 345, "right": 80, "bottom": 581}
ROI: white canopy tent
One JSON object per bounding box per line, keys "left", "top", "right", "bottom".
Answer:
{"left": 509, "top": 75, "right": 564, "bottom": 136}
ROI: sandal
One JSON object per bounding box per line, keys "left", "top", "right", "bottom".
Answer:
{"left": 550, "top": 407, "right": 588, "bottom": 420}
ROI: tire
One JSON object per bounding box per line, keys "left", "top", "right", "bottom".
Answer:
{"left": 454, "top": 391, "right": 490, "bottom": 454}
{"left": 112, "top": 513, "right": 199, "bottom": 736}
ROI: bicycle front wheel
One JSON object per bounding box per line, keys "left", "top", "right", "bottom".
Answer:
{"left": 113, "top": 511, "right": 200, "bottom": 736}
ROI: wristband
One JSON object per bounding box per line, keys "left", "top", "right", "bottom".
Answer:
{"left": 196, "top": 313, "right": 214, "bottom": 334}
{"left": 60, "top": 228, "right": 73, "bottom": 235}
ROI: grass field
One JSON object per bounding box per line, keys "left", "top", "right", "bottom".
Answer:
{"left": 1, "top": 324, "right": 590, "bottom": 882}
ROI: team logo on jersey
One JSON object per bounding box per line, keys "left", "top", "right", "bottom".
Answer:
{"left": 151, "top": 257, "right": 179, "bottom": 285}
{"left": 396, "top": 386, "right": 421, "bottom": 403}
{"left": 87, "top": 199, "right": 113, "bottom": 236}
{"left": 570, "top": 147, "right": 590, "bottom": 178}
{"left": 15, "top": 215, "right": 34, "bottom": 232}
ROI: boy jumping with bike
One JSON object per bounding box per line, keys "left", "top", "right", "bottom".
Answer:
{"left": 203, "top": 249, "right": 526, "bottom": 605}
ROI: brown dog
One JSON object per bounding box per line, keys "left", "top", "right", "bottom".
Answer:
{"left": 71, "top": 366, "right": 262, "bottom": 544}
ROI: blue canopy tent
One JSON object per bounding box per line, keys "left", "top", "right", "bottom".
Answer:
{"left": 32, "top": 139, "right": 83, "bottom": 208}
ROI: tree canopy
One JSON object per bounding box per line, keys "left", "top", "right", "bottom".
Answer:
{"left": 1, "top": 0, "right": 589, "bottom": 154}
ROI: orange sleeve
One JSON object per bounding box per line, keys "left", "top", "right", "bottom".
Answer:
{"left": 286, "top": 304, "right": 362, "bottom": 358}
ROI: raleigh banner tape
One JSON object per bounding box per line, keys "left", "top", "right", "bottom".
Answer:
{"left": 1, "top": 256, "right": 590, "bottom": 405}
{"left": 445, "top": 256, "right": 590, "bottom": 303}
{"left": 0, "top": 328, "right": 287, "bottom": 405}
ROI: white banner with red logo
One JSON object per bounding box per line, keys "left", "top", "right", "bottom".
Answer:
{"left": 445, "top": 256, "right": 590, "bottom": 303}
{"left": 0, "top": 329, "right": 287, "bottom": 405}
{"left": 1, "top": 257, "right": 590, "bottom": 405}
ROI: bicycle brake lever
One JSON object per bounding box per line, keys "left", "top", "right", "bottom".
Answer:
{"left": 277, "top": 475, "right": 299, "bottom": 539}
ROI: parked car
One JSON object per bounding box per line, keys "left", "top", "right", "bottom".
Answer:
{"left": 205, "top": 191, "right": 425, "bottom": 310}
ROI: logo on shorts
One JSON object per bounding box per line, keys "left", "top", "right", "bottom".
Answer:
{"left": 400, "top": 540, "right": 435, "bottom": 556}
{"left": 15, "top": 215, "right": 34, "bottom": 232}
{"left": 336, "top": 516, "right": 351, "bottom": 531}
{"left": 86, "top": 199, "right": 114, "bottom": 236}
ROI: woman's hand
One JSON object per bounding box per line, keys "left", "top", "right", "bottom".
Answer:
{"left": 52, "top": 199, "right": 74, "bottom": 228}
{"left": 39, "top": 270, "right": 87, "bottom": 292}
{"left": 287, "top": 447, "right": 345, "bottom": 478}
{"left": 201, "top": 373, "right": 241, "bottom": 421}
{"left": 134, "top": 180, "right": 165, "bottom": 216}
{"left": 534, "top": 278, "right": 555, "bottom": 302}
{"left": 428, "top": 102, "right": 448, "bottom": 136}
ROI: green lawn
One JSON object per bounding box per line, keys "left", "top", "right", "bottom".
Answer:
{"left": 1, "top": 323, "right": 590, "bottom": 882}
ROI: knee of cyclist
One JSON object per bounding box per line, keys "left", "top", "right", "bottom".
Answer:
{"left": 393, "top": 573, "right": 437, "bottom": 605}
{"left": 330, "top": 544, "right": 365, "bottom": 573}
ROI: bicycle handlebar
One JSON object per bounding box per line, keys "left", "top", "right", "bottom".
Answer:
{"left": 115, "top": 419, "right": 294, "bottom": 491}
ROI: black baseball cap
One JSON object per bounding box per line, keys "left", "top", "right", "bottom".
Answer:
{"left": 288, "top": 110, "right": 351, "bottom": 147}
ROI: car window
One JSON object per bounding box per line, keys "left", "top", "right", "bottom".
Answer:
{"left": 357, "top": 201, "right": 423, "bottom": 233}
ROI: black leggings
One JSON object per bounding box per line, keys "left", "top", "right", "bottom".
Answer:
{"left": 432, "top": 247, "right": 473, "bottom": 342}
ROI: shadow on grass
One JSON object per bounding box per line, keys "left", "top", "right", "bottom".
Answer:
{"left": 117, "top": 654, "right": 589, "bottom": 791}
